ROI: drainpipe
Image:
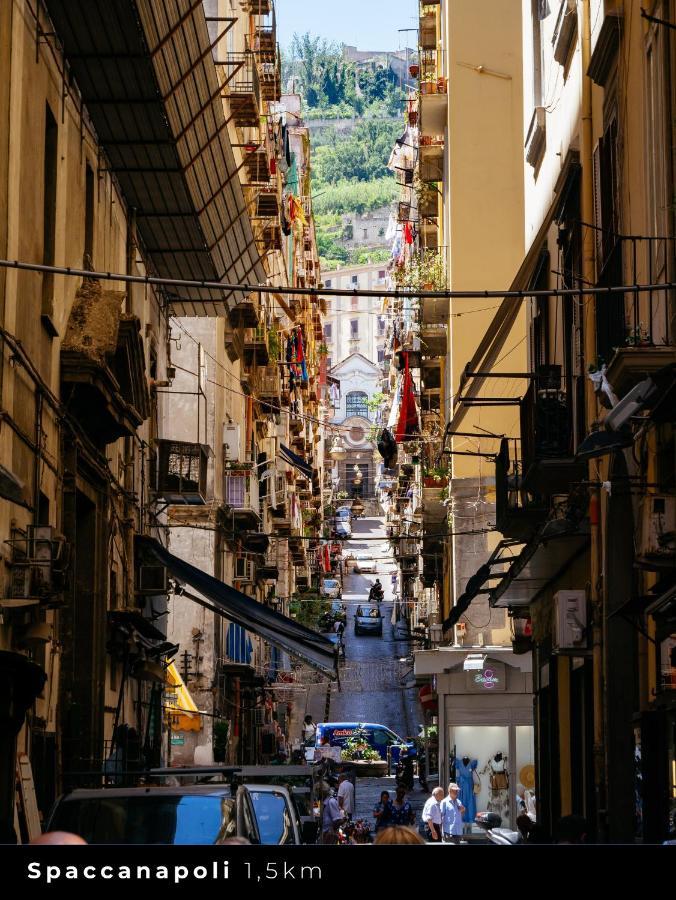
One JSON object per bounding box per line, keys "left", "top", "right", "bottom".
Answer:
{"left": 580, "top": 0, "right": 605, "bottom": 842}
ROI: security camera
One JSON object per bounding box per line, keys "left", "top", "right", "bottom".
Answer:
{"left": 605, "top": 376, "right": 657, "bottom": 432}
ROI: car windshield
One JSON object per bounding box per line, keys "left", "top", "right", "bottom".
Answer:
{"left": 368, "top": 609, "right": 381, "bottom": 618}
{"left": 324, "top": 580, "right": 338, "bottom": 588}
{"left": 249, "top": 791, "right": 295, "bottom": 844}
{"left": 49, "top": 795, "right": 232, "bottom": 844}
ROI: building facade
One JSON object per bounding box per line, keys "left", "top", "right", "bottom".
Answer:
{"left": 0, "top": 0, "right": 329, "bottom": 838}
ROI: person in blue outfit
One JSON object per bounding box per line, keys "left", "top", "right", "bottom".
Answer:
{"left": 455, "top": 755, "right": 478, "bottom": 824}
{"left": 440, "top": 783, "right": 466, "bottom": 843}
{"left": 389, "top": 785, "right": 415, "bottom": 827}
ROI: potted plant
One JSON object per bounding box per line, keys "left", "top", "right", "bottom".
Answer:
{"left": 423, "top": 465, "right": 448, "bottom": 488}
{"left": 625, "top": 323, "right": 651, "bottom": 346}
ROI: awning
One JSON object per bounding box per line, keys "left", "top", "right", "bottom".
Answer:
{"left": 137, "top": 536, "right": 336, "bottom": 678}
{"left": 166, "top": 662, "right": 202, "bottom": 733}
{"left": 279, "top": 443, "right": 313, "bottom": 479}
{"left": 489, "top": 527, "right": 590, "bottom": 609}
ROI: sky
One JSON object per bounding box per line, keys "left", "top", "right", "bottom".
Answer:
{"left": 276, "top": 0, "right": 418, "bottom": 54}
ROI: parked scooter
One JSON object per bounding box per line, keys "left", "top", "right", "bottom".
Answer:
{"left": 474, "top": 811, "right": 522, "bottom": 845}
{"left": 395, "top": 751, "right": 415, "bottom": 791}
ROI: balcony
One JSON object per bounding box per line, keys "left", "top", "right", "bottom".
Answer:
{"left": 243, "top": 148, "right": 271, "bottom": 185}
{"left": 420, "top": 12, "right": 437, "bottom": 49}
{"left": 519, "top": 367, "right": 585, "bottom": 495}
{"left": 155, "top": 440, "right": 209, "bottom": 505}
{"left": 223, "top": 465, "right": 261, "bottom": 529}
{"left": 419, "top": 142, "right": 444, "bottom": 182}
{"left": 421, "top": 323, "right": 447, "bottom": 357}
{"left": 224, "top": 53, "right": 261, "bottom": 129}
{"left": 243, "top": 329, "right": 270, "bottom": 368}
{"left": 495, "top": 438, "right": 547, "bottom": 542}
{"left": 258, "top": 366, "right": 281, "bottom": 405}
{"left": 241, "top": 0, "right": 272, "bottom": 12}
{"left": 254, "top": 221, "right": 282, "bottom": 253}
{"left": 228, "top": 295, "right": 260, "bottom": 329}
{"left": 420, "top": 90, "right": 447, "bottom": 137}
{"left": 259, "top": 51, "right": 281, "bottom": 103}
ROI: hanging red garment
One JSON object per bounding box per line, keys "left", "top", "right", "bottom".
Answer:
{"left": 322, "top": 544, "right": 331, "bottom": 573}
{"left": 395, "top": 353, "right": 420, "bottom": 442}
{"left": 403, "top": 222, "right": 414, "bottom": 245}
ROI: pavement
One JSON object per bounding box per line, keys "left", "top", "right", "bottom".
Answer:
{"left": 292, "top": 515, "right": 436, "bottom": 830}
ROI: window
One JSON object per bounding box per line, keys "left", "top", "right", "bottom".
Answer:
{"left": 377, "top": 348, "right": 385, "bottom": 364}
{"left": 350, "top": 319, "right": 359, "bottom": 338}
{"left": 531, "top": 0, "right": 548, "bottom": 107}
{"left": 377, "top": 316, "right": 386, "bottom": 335}
{"left": 326, "top": 357, "right": 332, "bottom": 369}
{"left": 84, "top": 163, "right": 95, "bottom": 268}
{"left": 378, "top": 270, "right": 386, "bottom": 280}
{"left": 42, "top": 103, "right": 58, "bottom": 330}
{"left": 324, "top": 323, "right": 332, "bottom": 340}
{"left": 351, "top": 275, "right": 358, "bottom": 286}
{"left": 325, "top": 279, "right": 332, "bottom": 288}
{"left": 351, "top": 295, "right": 358, "bottom": 310}
{"left": 346, "top": 391, "right": 368, "bottom": 418}
{"left": 362, "top": 228, "right": 368, "bottom": 239}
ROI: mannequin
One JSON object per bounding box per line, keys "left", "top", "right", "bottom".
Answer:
{"left": 455, "top": 755, "right": 478, "bottom": 825}
{"left": 481, "top": 752, "right": 509, "bottom": 815}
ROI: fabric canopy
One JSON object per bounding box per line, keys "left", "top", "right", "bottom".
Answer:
{"left": 137, "top": 536, "right": 336, "bottom": 678}
{"left": 166, "top": 662, "right": 202, "bottom": 733}
{"left": 279, "top": 443, "right": 313, "bottom": 479}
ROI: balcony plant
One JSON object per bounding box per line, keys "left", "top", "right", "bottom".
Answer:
{"left": 268, "top": 328, "right": 281, "bottom": 362}
{"left": 423, "top": 464, "right": 448, "bottom": 488}
{"left": 409, "top": 63, "right": 420, "bottom": 78}
{"left": 625, "top": 323, "right": 651, "bottom": 346}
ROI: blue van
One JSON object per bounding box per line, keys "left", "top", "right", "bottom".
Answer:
{"left": 316, "top": 722, "right": 416, "bottom": 763}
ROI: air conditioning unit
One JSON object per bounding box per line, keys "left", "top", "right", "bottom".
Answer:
{"left": 554, "top": 590, "right": 587, "bottom": 652}
{"left": 642, "top": 495, "right": 676, "bottom": 558}
{"left": 235, "top": 557, "right": 255, "bottom": 582}
{"left": 136, "top": 565, "right": 168, "bottom": 595}
{"left": 223, "top": 424, "right": 241, "bottom": 462}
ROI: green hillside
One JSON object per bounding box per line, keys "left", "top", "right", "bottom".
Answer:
{"left": 283, "top": 33, "right": 405, "bottom": 270}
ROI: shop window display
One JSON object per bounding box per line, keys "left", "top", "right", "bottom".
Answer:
{"left": 449, "top": 724, "right": 535, "bottom": 833}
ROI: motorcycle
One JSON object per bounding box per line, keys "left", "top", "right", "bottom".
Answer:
{"left": 474, "top": 811, "right": 522, "bottom": 845}
{"left": 395, "top": 754, "right": 415, "bottom": 791}
{"left": 368, "top": 586, "right": 384, "bottom": 604}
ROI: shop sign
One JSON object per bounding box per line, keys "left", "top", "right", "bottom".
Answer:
{"left": 171, "top": 734, "right": 185, "bottom": 746}
{"left": 465, "top": 660, "right": 506, "bottom": 692}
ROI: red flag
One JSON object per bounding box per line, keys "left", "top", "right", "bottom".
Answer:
{"left": 395, "top": 353, "right": 419, "bottom": 442}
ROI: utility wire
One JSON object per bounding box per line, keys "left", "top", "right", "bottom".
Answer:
{"left": 0, "top": 257, "right": 672, "bottom": 300}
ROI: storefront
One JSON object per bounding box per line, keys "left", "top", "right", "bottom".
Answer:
{"left": 414, "top": 647, "right": 533, "bottom": 833}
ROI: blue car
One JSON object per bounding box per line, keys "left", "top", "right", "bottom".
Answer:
{"left": 315, "top": 722, "right": 416, "bottom": 762}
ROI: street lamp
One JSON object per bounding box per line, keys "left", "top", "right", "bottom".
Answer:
{"left": 352, "top": 464, "right": 363, "bottom": 485}
{"left": 329, "top": 437, "right": 347, "bottom": 460}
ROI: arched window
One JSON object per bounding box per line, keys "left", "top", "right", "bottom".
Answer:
{"left": 346, "top": 391, "right": 369, "bottom": 419}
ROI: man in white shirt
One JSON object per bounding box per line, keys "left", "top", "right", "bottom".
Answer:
{"left": 421, "top": 787, "right": 444, "bottom": 842}
{"left": 440, "top": 783, "right": 466, "bottom": 843}
{"left": 337, "top": 774, "right": 355, "bottom": 818}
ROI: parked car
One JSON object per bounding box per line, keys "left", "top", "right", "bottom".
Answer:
{"left": 45, "top": 782, "right": 304, "bottom": 845}
{"left": 334, "top": 515, "right": 351, "bottom": 539}
{"left": 354, "top": 605, "right": 383, "bottom": 636}
{"left": 321, "top": 578, "right": 342, "bottom": 599}
{"left": 315, "top": 722, "right": 417, "bottom": 762}
{"left": 354, "top": 552, "right": 376, "bottom": 573}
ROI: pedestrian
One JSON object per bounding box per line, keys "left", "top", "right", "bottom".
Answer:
{"left": 320, "top": 789, "right": 344, "bottom": 845}
{"left": 389, "top": 784, "right": 415, "bottom": 827}
{"left": 302, "top": 714, "right": 316, "bottom": 747}
{"left": 334, "top": 618, "right": 345, "bottom": 657}
{"left": 440, "top": 782, "right": 466, "bottom": 843}
{"left": 337, "top": 773, "right": 355, "bottom": 819}
{"left": 374, "top": 825, "right": 425, "bottom": 845}
{"left": 373, "top": 790, "right": 393, "bottom": 833}
{"left": 421, "top": 787, "right": 444, "bottom": 842}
